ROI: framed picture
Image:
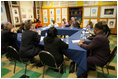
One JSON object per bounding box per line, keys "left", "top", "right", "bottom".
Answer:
{"left": 56, "top": 9, "right": 61, "bottom": 15}
{"left": 50, "top": 9, "right": 54, "bottom": 17}
{"left": 84, "top": 7, "right": 91, "bottom": 18}
{"left": 43, "top": 9, "right": 47, "bottom": 16}
{"left": 100, "top": 6, "right": 117, "bottom": 18}
{"left": 91, "top": 7, "right": 98, "bottom": 18}
{"left": 43, "top": 17, "right": 48, "bottom": 23}
{"left": 12, "top": 7, "right": 20, "bottom": 24}
{"left": 62, "top": 8, "right": 67, "bottom": 16}
{"left": 50, "top": 17, "right": 54, "bottom": 23}
{"left": 108, "top": 19, "right": 116, "bottom": 28}
{"left": 83, "top": 19, "right": 90, "bottom": 27}
{"left": 91, "top": 19, "right": 97, "bottom": 27}
{"left": 56, "top": 16, "right": 61, "bottom": 23}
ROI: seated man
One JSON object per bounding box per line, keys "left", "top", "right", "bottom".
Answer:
{"left": 75, "top": 20, "right": 81, "bottom": 29}
{"left": 78, "top": 22, "right": 110, "bottom": 77}
{"left": 48, "top": 20, "right": 59, "bottom": 27}
{"left": 17, "top": 23, "right": 26, "bottom": 33}
{"left": 19, "top": 22, "right": 41, "bottom": 61}
{"left": 1, "top": 22, "right": 18, "bottom": 55}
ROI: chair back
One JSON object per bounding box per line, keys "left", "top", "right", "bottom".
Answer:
{"left": 107, "top": 46, "right": 117, "bottom": 63}
{"left": 39, "top": 51, "right": 57, "bottom": 68}
{"left": 6, "top": 46, "right": 21, "bottom": 61}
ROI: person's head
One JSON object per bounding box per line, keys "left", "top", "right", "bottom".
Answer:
{"left": 62, "top": 18, "right": 66, "bottom": 22}
{"left": 71, "top": 17, "right": 75, "bottom": 22}
{"left": 47, "top": 27, "right": 58, "bottom": 37}
{"left": 52, "top": 20, "right": 55, "bottom": 24}
{"left": 87, "top": 20, "right": 93, "bottom": 28}
{"left": 4, "top": 22, "right": 13, "bottom": 31}
{"left": 101, "top": 21, "right": 107, "bottom": 25}
{"left": 1, "top": 23, "right": 5, "bottom": 30}
{"left": 25, "top": 22, "right": 32, "bottom": 30}
{"left": 94, "top": 22, "right": 103, "bottom": 34}
{"left": 75, "top": 17, "right": 77, "bottom": 20}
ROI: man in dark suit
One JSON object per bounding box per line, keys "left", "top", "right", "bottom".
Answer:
{"left": 44, "top": 27, "right": 68, "bottom": 66}
{"left": 1, "top": 22, "right": 18, "bottom": 55}
{"left": 78, "top": 22, "right": 110, "bottom": 77}
{"left": 19, "top": 22, "right": 41, "bottom": 59}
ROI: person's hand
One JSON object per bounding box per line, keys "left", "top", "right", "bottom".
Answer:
{"left": 78, "top": 41, "right": 84, "bottom": 45}
{"left": 37, "top": 30, "right": 41, "bottom": 35}
{"left": 32, "top": 29, "right": 36, "bottom": 32}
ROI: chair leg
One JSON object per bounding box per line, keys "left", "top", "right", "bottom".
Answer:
{"left": 24, "top": 63, "right": 27, "bottom": 75}
{"left": 106, "top": 65, "right": 109, "bottom": 75}
{"left": 14, "top": 60, "right": 16, "bottom": 74}
{"left": 58, "top": 68, "right": 61, "bottom": 78}
{"left": 42, "top": 65, "right": 45, "bottom": 78}
{"left": 101, "top": 67, "right": 106, "bottom": 78}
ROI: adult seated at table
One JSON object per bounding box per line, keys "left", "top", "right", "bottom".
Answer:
{"left": 1, "top": 22, "right": 18, "bottom": 55}
{"left": 36, "top": 20, "right": 42, "bottom": 29}
{"left": 17, "top": 23, "right": 26, "bottom": 33}
{"left": 44, "top": 27, "right": 68, "bottom": 69}
{"left": 62, "top": 18, "right": 69, "bottom": 27}
{"left": 78, "top": 22, "right": 110, "bottom": 77}
{"left": 70, "top": 17, "right": 76, "bottom": 28}
{"left": 101, "top": 21, "right": 111, "bottom": 37}
{"left": 48, "top": 20, "right": 59, "bottom": 27}
{"left": 75, "top": 20, "right": 81, "bottom": 29}
{"left": 19, "top": 22, "right": 41, "bottom": 63}
{"left": 86, "top": 20, "right": 93, "bottom": 28}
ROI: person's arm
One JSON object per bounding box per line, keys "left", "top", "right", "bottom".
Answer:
{"left": 83, "top": 41, "right": 91, "bottom": 44}
{"left": 55, "top": 23, "right": 59, "bottom": 27}
{"left": 80, "top": 36, "right": 102, "bottom": 50}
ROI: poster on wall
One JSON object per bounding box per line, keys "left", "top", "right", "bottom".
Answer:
{"left": 84, "top": 7, "right": 91, "bottom": 17}
{"left": 56, "top": 9, "right": 61, "bottom": 15}
{"left": 100, "top": 6, "right": 117, "bottom": 18}
{"left": 56, "top": 16, "right": 61, "bottom": 23}
{"left": 50, "top": 9, "right": 54, "bottom": 17}
{"left": 83, "top": 19, "right": 89, "bottom": 27}
{"left": 43, "top": 9, "right": 47, "bottom": 16}
{"left": 91, "top": 7, "right": 98, "bottom": 17}
{"left": 12, "top": 7, "right": 20, "bottom": 24}
{"left": 91, "top": 19, "right": 97, "bottom": 27}
{"left": 43, "top": 17, "right": 48, "bottom": 23}
{"left": 50, "top": 17, "right": 54, "bottom": 23}
{"left": 1, "top": 4, "right": 8, "bottom": 22}
{"left": 62, "top": 8, "right": 67, "bottom": 16}
{"left": 108, "top": 19, "right": 116, "bottom": 28}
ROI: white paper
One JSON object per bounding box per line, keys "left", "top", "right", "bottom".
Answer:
{"left": 40, "top": 36, "right": 44, "bottom": 41}
{"left": 62, "top": 8, "right": 67, "bottom": 16}
{"left": 72, "top": 40, "right": 80, "bottom": 43}
{"left": 61, "top": 38, "right": 64, "bottom": 41}
{"left": 84, "top": 7, "right": 91, "bottom": 17}
{"left": 56, "top": 9, "right": 61, "bottom": 15}
{"left": 43, "top": 9, "right": 47, "bottom": 16}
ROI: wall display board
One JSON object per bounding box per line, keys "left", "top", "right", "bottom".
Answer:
{"left": 108, "top": 19, "right": 116, "bottom": 28}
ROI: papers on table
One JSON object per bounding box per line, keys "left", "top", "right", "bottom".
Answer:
{"left": 72, "top": 40, "right": 80, "bottom": 43}
{"left": 41, "top": 26, "right": 50, "bottom": 30}
{"left": 61, "top": 38, "right": 64, "bottom": 41}
{"left": 40, "top": 36, "right": 44, "bottom": 41}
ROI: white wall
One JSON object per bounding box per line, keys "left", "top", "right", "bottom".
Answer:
{"left": 20, "top": 1, "right": 34, "bottom": 21}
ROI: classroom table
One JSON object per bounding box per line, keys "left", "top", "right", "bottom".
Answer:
{"left": 17, "top": 27, "right": 92, "bottom": 77}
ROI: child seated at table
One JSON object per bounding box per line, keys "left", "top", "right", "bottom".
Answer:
{"left": 86, "top": 20, "right": 93, "bottom": 28}
{"left": 36, "top": 20, "right": 42, "bottom": 29}
{"left": 62, "top": 18, "right": 69, "bottom": 27}
{"left": 48, "top": 20, "right": 59, "bottom": 27}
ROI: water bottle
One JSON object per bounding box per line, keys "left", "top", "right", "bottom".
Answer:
{"left": 66, "top": 35, "right": 69, "bottom": 44}
{"left": 45, "top": 32, "right": 47, "bottom": 37}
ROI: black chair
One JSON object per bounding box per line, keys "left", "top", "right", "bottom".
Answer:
{"left": 95, "top": 46, "right": 117, "bottom": 77}
{"left": 6, "top": 46, "right": 30, "bottom": 78}
{"left": 39, "top": 51, "right": 64, "bottom": 78}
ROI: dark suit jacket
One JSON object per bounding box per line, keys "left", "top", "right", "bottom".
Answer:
{"left": 80, "top": 32, "right": 110, "bottom": 66}
{"left": 1, "top": 30, "right": 17, "bottom": 54}
{"left": 19, "top": 30, "right": 41, "bottom": 58}
{"left": 44, "top": 37, "right": 68, "bottom": 66}
{"left": 75, "top": 22, "right": 80, "bottom": 28}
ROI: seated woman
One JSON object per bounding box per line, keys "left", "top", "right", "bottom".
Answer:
{"left": 36, "top": 20, "right": 42, "bottom": 29}
{"left": 17, "top": 23, "right": 25, "bottom": 33}
{"left": 44, "top": 27, "right": 68, "bottom": 66}
{"left": 62, "top": 18, "right": 69, "bottom": 27}
{"left": 48, "top": 20, "right": 59, "bottom": 27}
{"left": 86, "top": 20, "right": 93, "bottom": 28}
